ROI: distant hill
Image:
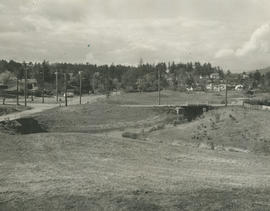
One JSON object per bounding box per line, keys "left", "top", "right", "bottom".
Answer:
{"left": 254, "top": 67, "right": 270, "bottom": 75}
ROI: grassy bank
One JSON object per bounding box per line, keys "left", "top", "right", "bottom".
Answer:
{"left": 1, "top": 92, "right": 270, "bottom": 210}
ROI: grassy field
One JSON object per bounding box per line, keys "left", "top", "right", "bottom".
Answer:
{"left": 1, "top": 91, "right": 270, "bottom": 210}
{"left": 34, "top": 102, "right": 166, "bottom": 133}
{"left": 106, "top": 90, "right": 248, "bottom": 105}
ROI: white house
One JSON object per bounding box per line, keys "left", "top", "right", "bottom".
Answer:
{"left": 235, "top": 84, "right": 244, "bottom": 91}
{"left": 210, "top": 73, "right": 220, "bottom": 80}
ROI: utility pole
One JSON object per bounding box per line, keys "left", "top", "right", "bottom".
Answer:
{"left": 158, "top": 67, "right": 161, "bottom": 105}
{"left": 42, "top": 67, "right": 45, "bottom": 103}
{"left": 55, "top": 71, "right": 58, "bottom": 102}
{"left": 92, "top": 73, "right": 95, "bottom": 94}
{"left": 64, "top": 73, "right": 67, "bottom": 106}
{"left": 16, "top": 76, "right": 19, "bottom": 105}
{"left": 225, "top": 79, "right": 228, "bottom": 107}
{"left": 24, "top": 66, "right": 28, "bottom": 107}
{"left": 79, "top": 71, "right": 82, "bottom": 104}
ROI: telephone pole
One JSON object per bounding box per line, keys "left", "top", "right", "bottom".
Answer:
{"left": 42, "top": 68, "right": 45, "bottom": 103}
{"left": 24, "top": 66, "right": 28, "bottom": 107}
{"left": 55, "top": 71, "right": 58, "bottom": 102}
{"left": 92, "top": 73, "right": 95, "bottom": 94}
{"left": 16, "top": 76, "right": 19, "bottom": 105}
{"left": 158, "top": 67, "right": 161, "bottom": 105}
{"left": 79, "top": 71, "right": 82, "bottom": 104}
{"left": 225, "top": 79, "right": 228, "bottom": 107}
{"left": 64, "top": 73, "right": 67, "bottom": 106}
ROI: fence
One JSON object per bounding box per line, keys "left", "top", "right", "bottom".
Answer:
{"left": 243, "top": 102, "right": 270, "bottom": 111}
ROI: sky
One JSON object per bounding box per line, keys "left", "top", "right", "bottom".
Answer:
{"left": 1, "top": 0, "right": 270, "bottom": 72}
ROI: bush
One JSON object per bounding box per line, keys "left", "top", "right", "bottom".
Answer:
{"left": 122, "top": 132, "right": 139, "bottom": 139}
{"left": 244, "top": 99, "right": 270, "bottom": 106}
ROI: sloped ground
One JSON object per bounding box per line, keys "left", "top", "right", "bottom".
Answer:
{"left": 1, "top": 101, "right": 270, "bottom": 210}
{"left": 149, "top": 106, "right": 270, "bottom": 155}
{"left": 0, "top": 104, "right": 30, "bottom": 116}
{"left": 34, "top": 102, "right": 166, "bottom": 133}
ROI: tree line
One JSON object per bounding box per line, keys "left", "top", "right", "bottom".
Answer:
{"left": 1, "top": 59, "right": 270, "bottom": 94}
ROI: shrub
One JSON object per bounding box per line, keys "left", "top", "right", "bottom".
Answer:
{"left": 244, "top": 99, "right": 270, "bottom": 106}
{"left": 122, "top": 132, "right": 139, "bottom": 139}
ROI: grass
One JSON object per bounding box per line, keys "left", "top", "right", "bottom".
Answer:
{"left": 34, "top": 101, "right": 165, "bottom": 133}
{"left": 148, "top": 106, "right": 270, "bottom": 154}
{"left": 1, "top": 91, "right": 270, "bottom": 210}
{"left": 1, "top": 131, "right": 270, "bottom": 210}
{"left": 107, "top": 90, "right": 247, "bottom": 105}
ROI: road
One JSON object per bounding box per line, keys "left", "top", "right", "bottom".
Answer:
{"left": 0, "top": 94, "right": 107, "bottom": 122}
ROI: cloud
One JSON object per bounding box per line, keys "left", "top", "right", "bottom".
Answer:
{"left": 213, "top": 23, "right": 270, "bottom": 70}
{"left": 236, "top": 23, "right": 270, "bottom": 56}
{"left": 215, "top": 23, "right": 270, "bottom": 59}
{"left": 1, "top": 0, "right": 270, "bottom": 71}
{"left": 215, "top": 49, "right": 234, "bottom": 58}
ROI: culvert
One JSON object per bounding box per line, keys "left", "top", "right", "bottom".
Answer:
{"left": 0, "top": 117, "right": 47, "bottom": 134}
{"left": 182, "top": 106, "right": 212, "bottom": 121}
{"left": 169, "top": 105, "right": 214, "bottom": 122}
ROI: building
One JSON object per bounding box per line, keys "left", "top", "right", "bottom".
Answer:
{"left": 199, "top": 75, "right": 209, "bottom": 80}
{"left": 242, "top": 73, "right": 249, "bottom": 79}
{"left": 206, "top": 83, "right": 213, "bottom": 90}
{"left": 19, "top": 79, "right": 39, "bottom": 92}
{"left": 235, "top": 84, "right": 244, "bottom": 91}
{"left": 210, "top": 73, "right": 220, "bottom": 80}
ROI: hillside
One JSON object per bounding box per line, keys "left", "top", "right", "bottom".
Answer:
{"left": 253, "top": 66, "right": 270, "bottom": 75}
{"left": 149, "top": 107, "right": 270, "bottom": 155}
{"left": 1, "top": 95, "right": 270, "bottom": 210}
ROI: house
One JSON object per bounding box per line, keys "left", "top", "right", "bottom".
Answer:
{"left": 186, "top": 87, "right": 193, "bottom": 92}
{"left": 242, "top": 73, "right": 249, "bottom": 79}
{"left": 199, "top": 75, "right": 209, "bottom": 80}
{"left": 235, "top": 84, "right": 244, "bottom": 91}
{"left": 206, "top": 83, "right": 213, "bottom": 90}
{"left": 210, "top": 73, "right": 220, "bottom": 80}
{"left": 206, "top": 83, "right": 226, "bottom": 92}
{"left": 165, "top": 74, "right": 174, "bottom": 87}
{"left": 19, "top": 79, "right": 39, "bottom": 92}
{"left": 214, "top": 84, "right": 226, "bottom": 92}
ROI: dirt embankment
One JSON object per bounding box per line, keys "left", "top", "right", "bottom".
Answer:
{"left": 0, "top": 118, "right": 46, "bottom": 134}
{"left": 149, "top": 107, "right": 270, "bottom": 155}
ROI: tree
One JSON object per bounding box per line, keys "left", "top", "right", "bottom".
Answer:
{"left": 254, "top": 70, "right": 262, "bottom": 82}
{"left": 0, "top": 71, "right": 12, "bottom": 85}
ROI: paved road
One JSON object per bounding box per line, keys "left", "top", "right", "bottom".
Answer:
{"left": 0, "top": 94, "right": 107, "bottom": 122}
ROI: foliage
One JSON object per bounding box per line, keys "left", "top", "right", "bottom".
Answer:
{"left": 0, "top": 71, "right": 12, "bottom": 85}
{"left": 0, "top": 59, "right": 228, "bottom": 93}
